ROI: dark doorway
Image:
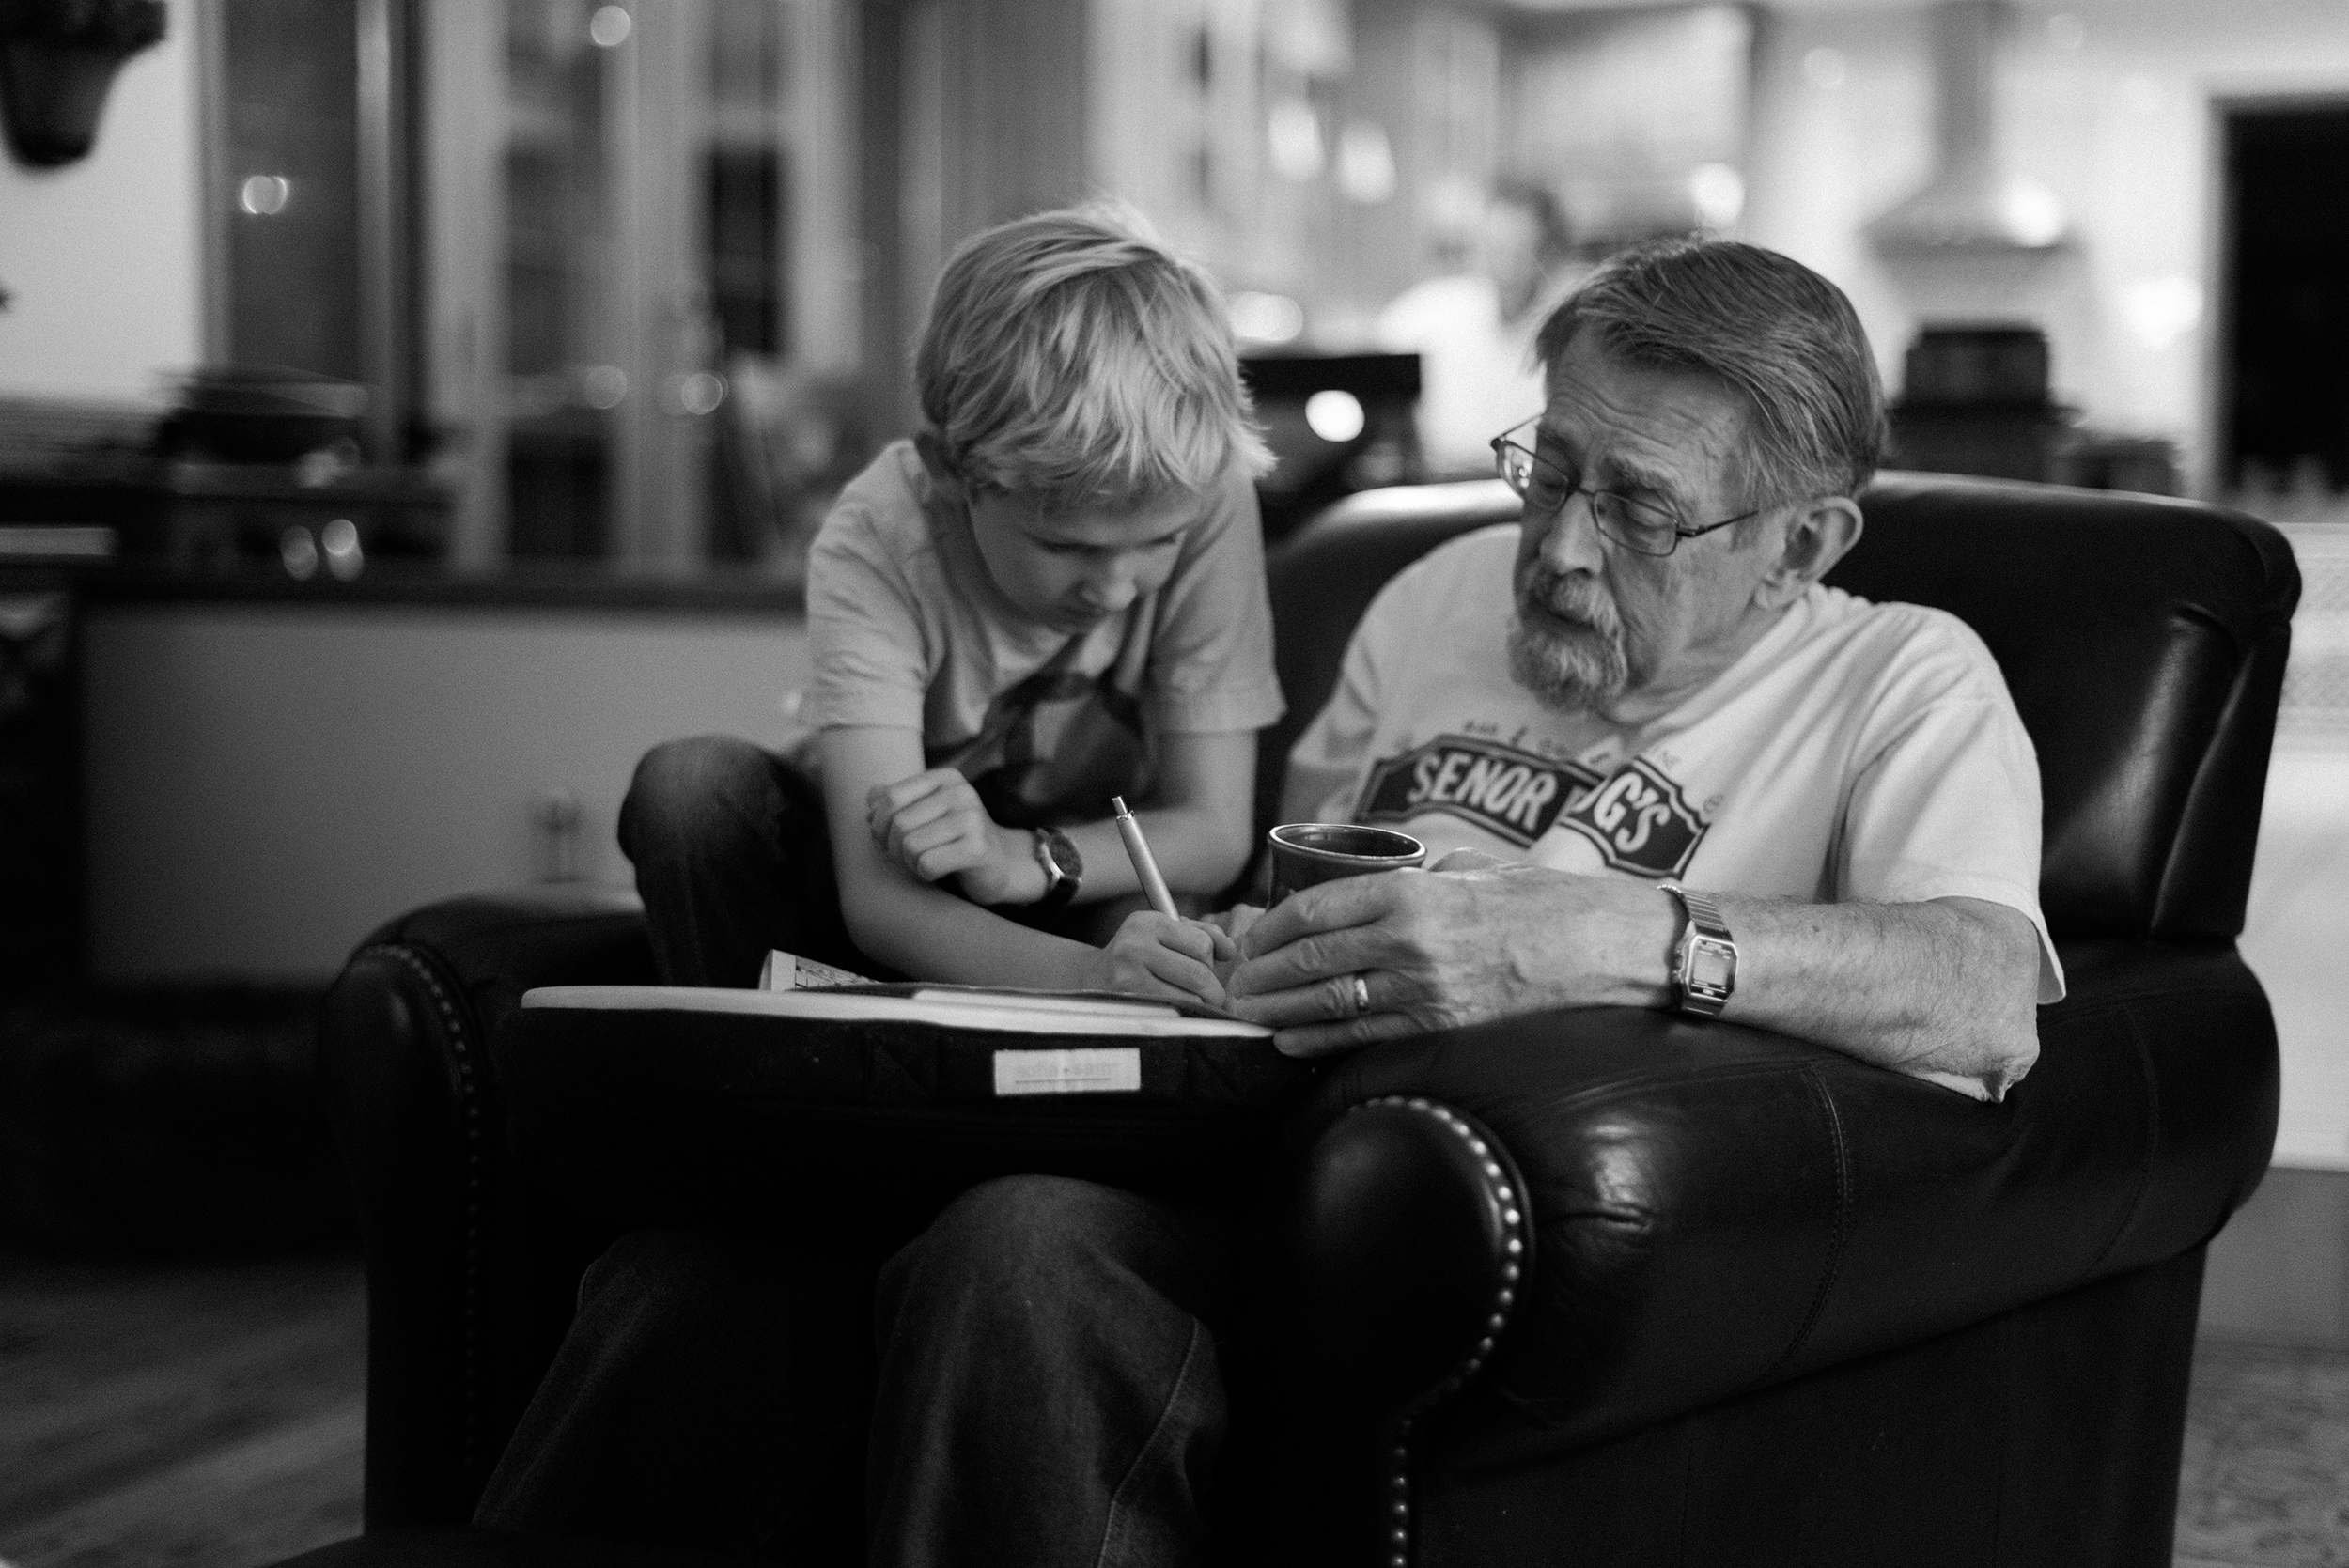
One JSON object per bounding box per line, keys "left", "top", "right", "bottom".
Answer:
{"left": 2223, "top": 101, "right": 2349, "bottom": 492}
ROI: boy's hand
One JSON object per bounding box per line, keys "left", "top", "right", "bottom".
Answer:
{"left": 1085, "top": 911, "right": 1236, "bottom": 1009}
{"left": 1200, "top": 903, "right": 1266, "bottom": 945}
{"left": 866, "top": 768, "right": 1037, "bottom": 904}
{"left": 1198, "top": 904, "right": 1265, "bottom": 989}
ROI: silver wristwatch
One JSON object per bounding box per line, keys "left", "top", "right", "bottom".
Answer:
{"left": 1659, "top": 882, "right": 1736, "bottom": 1018}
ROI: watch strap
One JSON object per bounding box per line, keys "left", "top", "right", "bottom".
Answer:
{"left": 1660, "top": 881, "right": 1735, "bottom": 1018}
{"left": 1031, "top": 827, "right": 1081, "bottom": 911}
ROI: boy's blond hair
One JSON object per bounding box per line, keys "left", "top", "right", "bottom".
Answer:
{"left": 914, "top": 203, "right": 1274, "bottom": 508}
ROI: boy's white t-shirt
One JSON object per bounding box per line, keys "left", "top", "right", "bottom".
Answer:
{"left": 808, "top": 441, "right": 1285, "bottom": 825}
{"left": 1285, "top": 524, "right": 2065, "bottom": 1002}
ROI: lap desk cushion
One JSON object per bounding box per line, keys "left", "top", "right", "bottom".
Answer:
{"left": 497, "top": 986, "right": 1322, "bottom": 1231}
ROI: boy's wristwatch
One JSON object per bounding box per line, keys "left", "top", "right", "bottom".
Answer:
{"left": 1659, "top": 881, "right": 1736, "bottom": 1017}
{"left": 1031, "top": 827, "right": 1081, "bottom": 911}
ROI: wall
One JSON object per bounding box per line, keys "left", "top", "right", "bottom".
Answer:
{"left": 1743, "top": 0, "right": 2349, "bottom": 496}
{"left": 82, "top": 602, "right": 810, "bottom": 983}
{"left": 75, "top": 598, "right": 2348, "bottom": 1166}
{"left": 2239, "top": 737, "right": 2349, "bottom": 1172}
{"left": 0, "top": 12, "right": 201, "bottom": 403}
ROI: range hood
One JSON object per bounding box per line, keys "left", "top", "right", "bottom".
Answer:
{"left": 1868, "top": 0, "right": 2067, "bottom": 254}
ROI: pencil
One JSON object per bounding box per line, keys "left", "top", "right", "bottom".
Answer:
{"left": 1110, "top": 796, "right": 1180, "bottom": 919}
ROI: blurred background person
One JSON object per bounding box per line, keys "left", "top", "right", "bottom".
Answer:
{"left": 1376, "top": 179, "right": 1587, "bottom": 475}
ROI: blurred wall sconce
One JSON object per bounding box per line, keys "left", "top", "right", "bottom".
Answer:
{"left": 0, "top": 0, "right": 167, "bottom": 168}
{"left": 1304, "top": 388, "right": 1365, "bottom": 443}
{"left": 1335, "top": 120, "right": 1395, "bottom": 204}
{"left": 1231, "top": 291, "right": 1305, "bottom": 346}
{"left": 239, "top": 173, "right": 291, "bottom": 215}
{"left": 534, "top": 788, "right": 586, "bottom": 883}
{"left": 588, "top": 6, "right": 632, "bottom": 48}
{"left": 2119, "top": 275, "right": 2203, "bottom": 351}
{"left": 1688, "top": 163, "right": 1745, "bottom": 230}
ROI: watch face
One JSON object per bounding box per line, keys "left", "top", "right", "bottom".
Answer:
{"left": 1688, "top": 939, "right": 1735, "bottom": 995}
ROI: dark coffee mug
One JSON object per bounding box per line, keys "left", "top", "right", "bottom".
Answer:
{"left": 1266, "top": 822, "right": 1428, "bottom": 905}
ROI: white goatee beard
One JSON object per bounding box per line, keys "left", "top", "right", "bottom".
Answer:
{"left": 1507, "top": 569, "right": 1629, "bottom": 711}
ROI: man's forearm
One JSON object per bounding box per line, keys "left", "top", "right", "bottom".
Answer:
{"left": 1223, "top": 861, "right": 2042, "bottom": 1094}
{"left": 1708, "top": 893, "right": 2042, "bottom": 1101}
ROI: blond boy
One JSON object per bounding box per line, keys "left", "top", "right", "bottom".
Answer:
{"left": 617, "top": 206, "right": 1280, "bottom": 1006}
{"left": 494, "top": 213, "right": 1303, "bottom": 1563}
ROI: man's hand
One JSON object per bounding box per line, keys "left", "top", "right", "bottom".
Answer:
{"left": 1224, "top": 849, "right": 1675, "bottom": 1057}
{"left": 865, "top": 768, "right": 1038, "bottom": 905}
{"left": 1083, "top": 910, "right": 1237, "bottom": 1009}
{"left": 1226, "top": 848, "right": 2045, "bottom": 1100}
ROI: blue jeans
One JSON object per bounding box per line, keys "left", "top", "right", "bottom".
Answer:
{"left": 617, "top": 734, "right": 866, "bottom": 988}
{"left": 616, "top": 734, "right": 1126, "bottom": 987}
{"left": 475, "top": 1175, "right": 1238, "bottom": 1567}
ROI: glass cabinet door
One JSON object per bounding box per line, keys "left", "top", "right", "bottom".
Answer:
{"left": 503, "top": 0, "right": 620, "bottom": 559}
{"left": 427, "top": 0, "right": 857, "bottom": 573}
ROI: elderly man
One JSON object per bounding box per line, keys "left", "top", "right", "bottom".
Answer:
{"left": 477, "top": 239, "right": 2061, "bottom": 1568}
{"left": 1229, "top": 236, "right": 2061, "bottom": 1101}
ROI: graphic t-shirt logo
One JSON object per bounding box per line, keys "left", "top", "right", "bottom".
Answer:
{"left": 1355, "top": 734, "right": 1599, "bottom": 847}
{"left": 929, "top": 631, "right": 1145, "bottom": 830}
{"left": 1559, "top": 756, "right": 1707, "bottom": 877}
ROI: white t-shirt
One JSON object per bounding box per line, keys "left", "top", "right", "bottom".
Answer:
{"left": 808, "top": 441, "right": 1285, "bottom": 826}
{"left": 1285, "top": 525, "right": 2065, "bottom": 1002}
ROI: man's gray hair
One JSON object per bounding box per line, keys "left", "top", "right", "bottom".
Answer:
{"left": 1533, "top": 238, "right": 1888, "bottom": 505}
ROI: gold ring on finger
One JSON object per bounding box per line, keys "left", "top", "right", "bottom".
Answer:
{"left": 1334, "top": 971, "right": 1372, "bottom": 1023}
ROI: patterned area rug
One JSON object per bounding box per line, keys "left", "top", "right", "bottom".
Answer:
{"left": 2177, "top": 1339, "right": 2349, "bottom": 1567}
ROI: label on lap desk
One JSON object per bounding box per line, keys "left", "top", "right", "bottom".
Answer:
{"left": 992, "top": 1047, "right": 1143, "bottom": 1096}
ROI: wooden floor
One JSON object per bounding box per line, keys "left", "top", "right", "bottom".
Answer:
{"left": 0, "top": 1247, "right": 364, "bottom": 1568}
{"left": 0, "top": 1247, "right": 2344, "bottom": 1568}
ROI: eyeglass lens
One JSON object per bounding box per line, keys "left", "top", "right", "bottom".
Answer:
{"left": 1497, "top": 439, "right": 1678, "bottom": 553}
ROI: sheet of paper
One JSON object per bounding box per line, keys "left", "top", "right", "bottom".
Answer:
{"left": 523, "top": 985, "right": 1272, "bottom": 1040}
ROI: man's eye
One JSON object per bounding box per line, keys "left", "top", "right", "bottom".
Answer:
{"left": 1525, "top": 470, "right": 1571, "bottom": 507}
{"left": 1617, "top": 496, "right": 1680, "bottom": 533}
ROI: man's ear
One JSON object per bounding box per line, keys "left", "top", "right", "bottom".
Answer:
{"left": 1753, "top": 495, "right": 1863, "bottom": 609}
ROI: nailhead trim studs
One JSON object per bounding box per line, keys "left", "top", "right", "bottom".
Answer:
{"left": 1349, "top": 1094, "right": 1530, "bottom": 1568}
{"left": 360, "top": 943, "right": 489, "bottom": 1479}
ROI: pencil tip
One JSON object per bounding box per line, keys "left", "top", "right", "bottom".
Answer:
{"left": 1112, "top": 796, "right": 1129, "bottom": 815}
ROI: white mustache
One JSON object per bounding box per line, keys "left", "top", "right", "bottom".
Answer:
{"left": 1518, "top": 569, "right": 1620, "bottom": 638}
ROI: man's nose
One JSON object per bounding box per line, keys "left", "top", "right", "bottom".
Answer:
{"left": 1534, "top": 490, "right": 1607, "bottom": 572}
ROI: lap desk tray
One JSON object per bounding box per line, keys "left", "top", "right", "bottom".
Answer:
{"left": 498, "top": 985, "right": 1322, "bottom": 1227}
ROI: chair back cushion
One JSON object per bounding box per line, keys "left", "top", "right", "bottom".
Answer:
{"left": 1262, "top": 473, "right": 2299, "bottom": 941}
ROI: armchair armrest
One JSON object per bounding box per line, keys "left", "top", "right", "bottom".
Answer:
{"left": 319, "top": 885, "right": 654, "bottom": 1529}
{"left": 1264, "top": 939, "right": 2276, "bottom": 1476}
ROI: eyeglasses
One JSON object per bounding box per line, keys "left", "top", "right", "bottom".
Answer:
{"left": 1489, "top": 417, "right": 1765, "bottom": 558}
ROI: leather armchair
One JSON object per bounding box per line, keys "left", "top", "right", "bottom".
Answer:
{"left": 305, "top": 473, "right": 2296, "bottom": 1568}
